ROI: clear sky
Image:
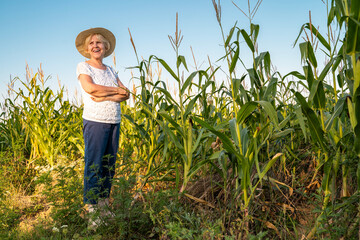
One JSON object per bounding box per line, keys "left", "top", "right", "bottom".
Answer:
{"left": 0, "top": 0, "right": 329, "bottom": 101}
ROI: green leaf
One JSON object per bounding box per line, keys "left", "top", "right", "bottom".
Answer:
{"left": 225, "top": 22, "right": 237, "bottom": 47}
{"left": 236, "top": 101, "right": 279, "bottom": 129}
{"left": 293, "top": 25, "right": 306, "bottom": 47}
{"left": 247, "top": 68, "right": 261, "bottom": 89}
{"left": 303, "top": 65, "right": 314, "bottom": 90}
{"left": 155, "top": 57, "right": 180, "bottom": 82}
{"left": 283, "top": 71, "right": 306, "bottom": 80}
{"left": 193, "top": 117, "right": 242, "bottom": 160}
{"left": 240, "top": 29, "right": 255, "bottom": 52}
{"left": 346, "top": 97, "right": 357, "bottom": 131}
{"left": 321, "top": 160, "right": 332, "bottom": 191}
{"left": 236, "top": 102, "right": 258, "bottom": 124}
{"left": 353, "top": 86, "right": 360, "bottom": 155}
{"left": 308, "top": 43, "right": 318, "bottom": 68}
{"left": 354, "top": 59, "right": 360, "bottom": 94}
{"left": 177, "top": 55, "right": 188, "bottom": 71}
{"left": 279, "top": 114, "right": 291, "bottom": 129}
{"left": 327, "top": 5, "right": 336, "bottom": 26}
{"left": 164, "top": 124, "right": 185, "bottom": 158}
{"left": 271, "top": 129, "right": 294, "bottom": 140}
{"left": 183, "top": 95, "right": 200, "bottom": 119}
{"left": 250, "top": 23, "right": 260, "bottom": 43}
{"left": 255, "top": 52, "right": 270, "bottom": 73}
{"left": 255, "top": 101, "right": 280, "bottom": 129}
{"left": 187, "top": 158, "right": 210, "bottom": 180}
{"left": 318, "top": 58, "right": 335, "bottom": 82}
{"left": 191, "top": 129, "right": 204, "bottom": 155}
{"left": 156, "top": 87, "right": 179, "bottom": 108}
{"left": 258, "top": 153, "right": 282, "bottom": 180}
{"left": 294, "top": 23, "right": 331, "bottom": 52}
{"left": 325, "top": 96, "right": 346, "bottom": 131}
{"left": 309, "top": 80, "right": 326, "bottom": 109}
{"left": 231, "top": 76, "right": 246, "bottom": 99}
{"left": 158, "top": 110, "right": 184, "bottom": 138}
{"left": 181, "top": 71, "right": 198, "bottom": 95}
{"left": 346, "top": 0, "right": 360, "bottom": 54}
{"left": 332, "top": 49, "right": 343, "bottom": 72}
{"left": 262, "top": 77, "right": 278, "bottom": 101}
{"left": 229, "top": 41, "right": 240, "bottom": 73}
{"left": 304, "top": 23, "right": 331, "bottom": 51}
{"left": 299, "top": 42, "right": 317, "bottom": 68}
{"left": 229, "top": 118, "right": 239, "bottom": 146}
{"left": 295, "top": 92, "right": 327, "bottom": 151}
{"left": 123, "top": 114, "right": 150, "bottom": 139}
{"left": 264, "top": 51, "right": 271, "bottom": 76}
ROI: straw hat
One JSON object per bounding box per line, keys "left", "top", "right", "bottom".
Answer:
{"left": 75, "top": 27, "right": 116, "bottom": 58}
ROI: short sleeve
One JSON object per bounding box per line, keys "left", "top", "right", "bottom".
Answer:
{"left": 76, "top": 62, "right": 91, "bottom": 79}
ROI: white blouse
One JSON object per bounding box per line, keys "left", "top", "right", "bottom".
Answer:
{"left": 76, "top": 62, "right": 121, "bottom": 124}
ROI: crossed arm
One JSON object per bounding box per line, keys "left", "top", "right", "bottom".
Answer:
{"left": 78, "top": 74, "right": 130, "bottom": 103}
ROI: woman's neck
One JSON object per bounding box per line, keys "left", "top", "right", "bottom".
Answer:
{"left": 86, "top": 59, "right": 106, "bottom": 70}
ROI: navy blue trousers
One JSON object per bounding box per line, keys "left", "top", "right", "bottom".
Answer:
{"left": 83, "top": 119, "right": 120, "bottom": 204}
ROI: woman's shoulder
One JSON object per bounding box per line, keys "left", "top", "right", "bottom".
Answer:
{"left": 76, "top": 62, "right": 92, "bottom": 76}
{"left": 77, "top": 61, "right": 88, "bottom": 68}
{"left": 77, "top": 62, "right": 93, "bottom": 71}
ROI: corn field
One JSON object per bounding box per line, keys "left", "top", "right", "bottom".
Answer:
{"left": 0, "top": 0, "right": 359, "bottom": 239}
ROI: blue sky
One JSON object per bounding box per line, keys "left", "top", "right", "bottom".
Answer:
{"left": 0, "top": 0, "right": 329, "bottom": 101}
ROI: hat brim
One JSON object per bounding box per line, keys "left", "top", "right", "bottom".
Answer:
{"left": 75, "top": 27, "right": 116, "bottom": 59}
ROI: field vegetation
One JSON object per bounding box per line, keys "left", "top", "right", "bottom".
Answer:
{"left": 0, "top": 0, "right": 359, "bottom": 239}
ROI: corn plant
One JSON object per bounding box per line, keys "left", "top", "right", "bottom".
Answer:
{"left": 290, "top": 0, "right": 359, "bottom": 237}
{"left": 179, "top": 2, "right": 285, "bottom": 236}
{"left": 1, "top": 68, "right": 83, "bottom": 168}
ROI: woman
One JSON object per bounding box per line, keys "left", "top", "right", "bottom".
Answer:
{"left": 75, "top": 27, "right": 129, "bottom": 220}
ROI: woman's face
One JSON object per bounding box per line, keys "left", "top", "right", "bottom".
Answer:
{"left": 86, "top": 35, "right": 106, "bottom": 60}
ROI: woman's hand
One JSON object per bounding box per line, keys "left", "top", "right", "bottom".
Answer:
{"left": 116, "top": 79, "right": 130, "bottom": 100}
{"left": 117, "top": 87, "right": 129, "bottom": 95}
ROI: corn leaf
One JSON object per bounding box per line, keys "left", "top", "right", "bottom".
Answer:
{"left": 251, "top": 23, "right": 260, "bottom": 43}
{"left": 353, "top": 86, "right": 360, "bottom": 155}
{"left": 346, "top": 0, "right": 360, "bottom": 54}
{"left": 229, "top": 41, "right": 240, "bottom": 73}
{"left": 236, "top": 102, "right": 258, "bottom": 124}
{"left": 155, "top": 57, "right": 180, "bottom": 82}
{"left": 240, "top": 29, "right": 255, "bottom": 52}
{"left": 156, "top": 87, "right": 180, "bottom": 108}
{"left": 183, "top": 95, "right": 200, "bottom": 119}
{"left": 181, "top": 71, "right": 198, "bottom": 95}
{"left": 283, "top": 71, "right": 306, "bottom": 80}
{"left": 255, "top": 101, "right": 280, "bottom": 129}
{"left": 255, "top": 52, "right": 271, "bottom": 76}
{"left": 177, "top": 55, "right": 189, "bottom": 71}
{"left": 225, "top": 22, "right": 237, "bottom": 47}
{"left": 346, "top": 97, "right": 357, "bottom": 130}
{"left": 193, "top": 116, "right": 242, "bottom": 160}
{"left": 295, "top": 92, "right": 327, "bottom": 151}
{"left": 158, "top": 110, "right": 184, "bottom": 138}
{"left": 163, "top": 124, "right": 185, "bottom": 156}
{"left": 325, "top": 96, "right": 346, "bottom": 131}
{"left": 229, "top": 118, "right": 239, "bottom": 146}
{"left": 262, "top": 77, "right": 278, "bottom": 101}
